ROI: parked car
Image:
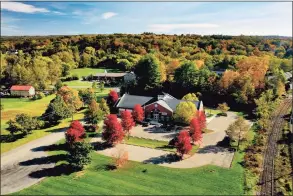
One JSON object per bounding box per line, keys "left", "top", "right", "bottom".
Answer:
{"left": 149, "top": 121, "right": 163, "bottom": 127}
{"left": 137, "top": 120, "right": 150, "bottom": 127}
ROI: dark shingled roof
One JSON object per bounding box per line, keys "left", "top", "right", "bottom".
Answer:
{"left": 116, "top": 92, "right": 201, "bottom": 112}
{"left": 116, "top": 94, "right": 153, "bottom": 109}
{"left": 163, "top": 99, "right": 200, "bottom": 111}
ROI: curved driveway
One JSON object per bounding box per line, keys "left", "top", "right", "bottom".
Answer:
{"left": 1, "top": 129, "right": 66, "bottom": 195}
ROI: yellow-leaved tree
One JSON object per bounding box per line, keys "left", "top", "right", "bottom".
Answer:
{"left": 173, "top": 102, "right": 197, "bottom": 124}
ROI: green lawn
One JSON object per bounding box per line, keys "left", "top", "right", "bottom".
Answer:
{"left": 124, "top": 137, "right": 176, "bottom": 152}
{"left": 69, "top": 68, "right": 121, "bottom": 78}
{"left": 1, "top": 111, "right": 85, "bottom": 153}
{"left": 1, "top": 88, "right": 109, "bottom": 153}
{"left": 125, "top": 137, "right": 199, "bottom": 155}
{"left": 63, "top": 80, "right": 93, "bottom": 88}
{"left": 1, "top": 95, "right": 56, "bottom": 133}
{"left": 14, "top": 140, "right": 244, "bottom": 195}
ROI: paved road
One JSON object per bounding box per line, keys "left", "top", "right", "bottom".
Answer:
{"left": 1, "top": 129, "right": 66, "bottom": 195}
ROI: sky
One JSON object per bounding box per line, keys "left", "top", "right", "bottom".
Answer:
{"left": 1, "top": 1, "right": 292, "bottom": 36}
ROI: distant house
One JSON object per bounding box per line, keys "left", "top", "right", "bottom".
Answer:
{"left": 93, "top": 70, "right": 136, "bottom": 84}
{"left": 10, "top": 85, "right": 35, "bottom": 97}
{"left": 115, "top": 92, "right": 204, "bottom": 122}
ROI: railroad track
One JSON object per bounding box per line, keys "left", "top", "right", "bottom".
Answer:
{"left": 259, "top": 98, "right": 292, "bottom": 196}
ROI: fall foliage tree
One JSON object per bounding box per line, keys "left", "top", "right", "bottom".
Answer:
{"left": 198, "top": 111, "right": 206, "bottom": 133}
{"left": 182, "top": 93, "right": 198, "bottom": 101}
{"left": 108, "top": 90, "right": 119, "bottom": 106}
{"left": 236, "top": 56, "right": 269, "bottom": 89}
{"left": 173, "top": 102, "right": 197, "bottom": 124}
{"left": 219, "top": 70, "right": 240, "bottom": 90}
{"left": 121, "top": 110, "right": 135, "bottom": 138}
{"left": 85, "top": 99, "right": 104, "bottom": 125}
{"left": 57, "top": 86, "right": 82, "bottom": 111}
{"left": 226, "top": 117, "right": 250, "bottom": 150}
{"left": 189, "top": 118, "right": 202, "bottom": 144}
{"left": 100, "top": 98, "right": 110, "bottom": 115}
{"left": 132, "top": 104, "right": 144, "bottom": 122}
{"left": 102, "top": 114, "right": 125, "bottom": 145}
{"left": 65, "top": 120, "right": 85, "bottom": 147}
{"left": 217, "top": 102, "right": 230, "bottom": 114}
{"left": 175, "top": 130, "right": 192, "bottom": 158}
{"left": 113, "top": 147, "right": 129, "bottom": 168}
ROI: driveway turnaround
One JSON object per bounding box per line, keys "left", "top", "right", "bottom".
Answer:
{"left": 94, "top": 112, "right": 253, "bottom": 169}
{"left": 1, "top": 129, "right": 66, "bottom": 195}
{"left": 93, "top": 137, "right": 234, "bottom": 169}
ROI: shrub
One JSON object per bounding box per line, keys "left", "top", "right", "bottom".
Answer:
{"left": 112, "top": 148, "right": 129, "bottom": 168}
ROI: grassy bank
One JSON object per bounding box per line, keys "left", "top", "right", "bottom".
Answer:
{"left": 14, "top": 145, "right": 244, "bottom": 195}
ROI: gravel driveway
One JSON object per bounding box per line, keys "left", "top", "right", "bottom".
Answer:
{"left": 1, "top": 129, "right": 66, "bottom": 195}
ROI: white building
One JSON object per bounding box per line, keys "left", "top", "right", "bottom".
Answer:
{"left": 10, "top": 85, "right": 35, "bottom": 97}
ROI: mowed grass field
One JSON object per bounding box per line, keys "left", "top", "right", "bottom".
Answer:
{"left": 1, "top": 95, "right": 56, "bottom": 133}
{"left": 69, "top": 68, "right": 121, "bottom": 78}
{"left": 14, "top": 143, "right": 244, "bottom": 195}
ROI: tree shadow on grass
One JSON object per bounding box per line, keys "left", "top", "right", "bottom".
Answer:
{"left": 29, "top": 164, "right": 75, "bottom": 178}
{"left": 19, "top": 154, "right": 68, "bottom": 166}
{"left": 92, "top": 141, "right": 112, "bottom": 151}
{"left": 0, "top": 133, "right": 26, "bottom": 143}
{"left": 45, "top": 127, "right": 67, "bottom": 133}
{"left": 155, "top": 145, "right": 175, "bottom": 151}
{"left": 96, "top": 164, "right": 117, "bottom": 171}
{"left": 31, "top": 143, "right": 67, "bottom": 152}
{"left": 143, "top": 153, "right": 180, "bottom": 164}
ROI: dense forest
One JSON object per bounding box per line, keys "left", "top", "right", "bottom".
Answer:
{"left": 1, "top": 34, "right": 292, "bottom": 111}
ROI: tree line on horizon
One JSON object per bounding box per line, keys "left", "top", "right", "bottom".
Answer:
{"left": 1, "top": 33, "right": 292, "bottom": 110}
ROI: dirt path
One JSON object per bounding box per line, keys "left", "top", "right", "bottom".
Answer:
{"left": 0, "top": 129, "right": 66, "bottom": 195}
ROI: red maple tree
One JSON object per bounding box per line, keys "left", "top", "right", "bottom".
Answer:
{"left": 121, "top": 110, "right": 135, "bottom": 138}
{"left": 175, "top": 130, "right": 192, "bottom": 158}
{"left": 65, "top": 121, "right": 85, "bottom": 146}
{"left": 108, "top": 90, "right": 119, "bottom": 105}
{"left": 189, "top": 117, "right": 202, "bottom": 145}
{"left": 198, "top": 111, "right": 206, "bottom": 132}
{"left": 132, "top": 104, "right": 144, "bottom": 122}
{"left": 102, "top": 114, "right": 125, "bottom": 145}
{"left": 70, "top": 120, "right": 85, "bottom": 133}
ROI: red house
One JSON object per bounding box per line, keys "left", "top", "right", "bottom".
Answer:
{"left": 115, "top": 92, "right": 204, "bottom": 122}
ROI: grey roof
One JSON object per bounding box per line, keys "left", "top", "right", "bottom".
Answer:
{"left": 162, "top": 98, "right": 200, "bottom": 111}
{"left": 95, "top": 73, "right": 126, "bottom": 77}
{"left": 284, "top": 72, "right": 292, "bottom": 80}
{"left": 116, "top": 92, "right": 201, "bottom": 112}
{"left": 116, "top": 94, "right": 153, "bottom": 109}
{"left": 268, "top": 72, "right": 292, "bottom": 81}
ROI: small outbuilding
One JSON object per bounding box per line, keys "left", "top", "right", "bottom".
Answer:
{"left": 10, "top": 85, "right": 35, "bottom": 97}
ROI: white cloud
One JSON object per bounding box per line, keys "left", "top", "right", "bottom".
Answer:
{"left": 148, "top": 23, "right": 219, "bottom": 33}
{"left": 53, "top": 11, "right": 66, "bottom": 15}
{"left": 102, "top": 12, "right": 117, "bottom": 19}
{"left": 1, "top": 2, "right": 49, "bottom": 13}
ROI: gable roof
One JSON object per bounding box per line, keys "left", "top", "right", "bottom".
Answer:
{"left": 116, "top": 94, "right": 153, "bottom": 109}
{"left": 162, "top": 98, "right": 200, "bottom": 112}
{"left": 116, "top": 92, "right": 201, "bottom": 112}
{"left": 95, "top": 73, "right": 126, "bottom": 77}
{"left": 10, "top": 85, "right": 33, "bottom": 91}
